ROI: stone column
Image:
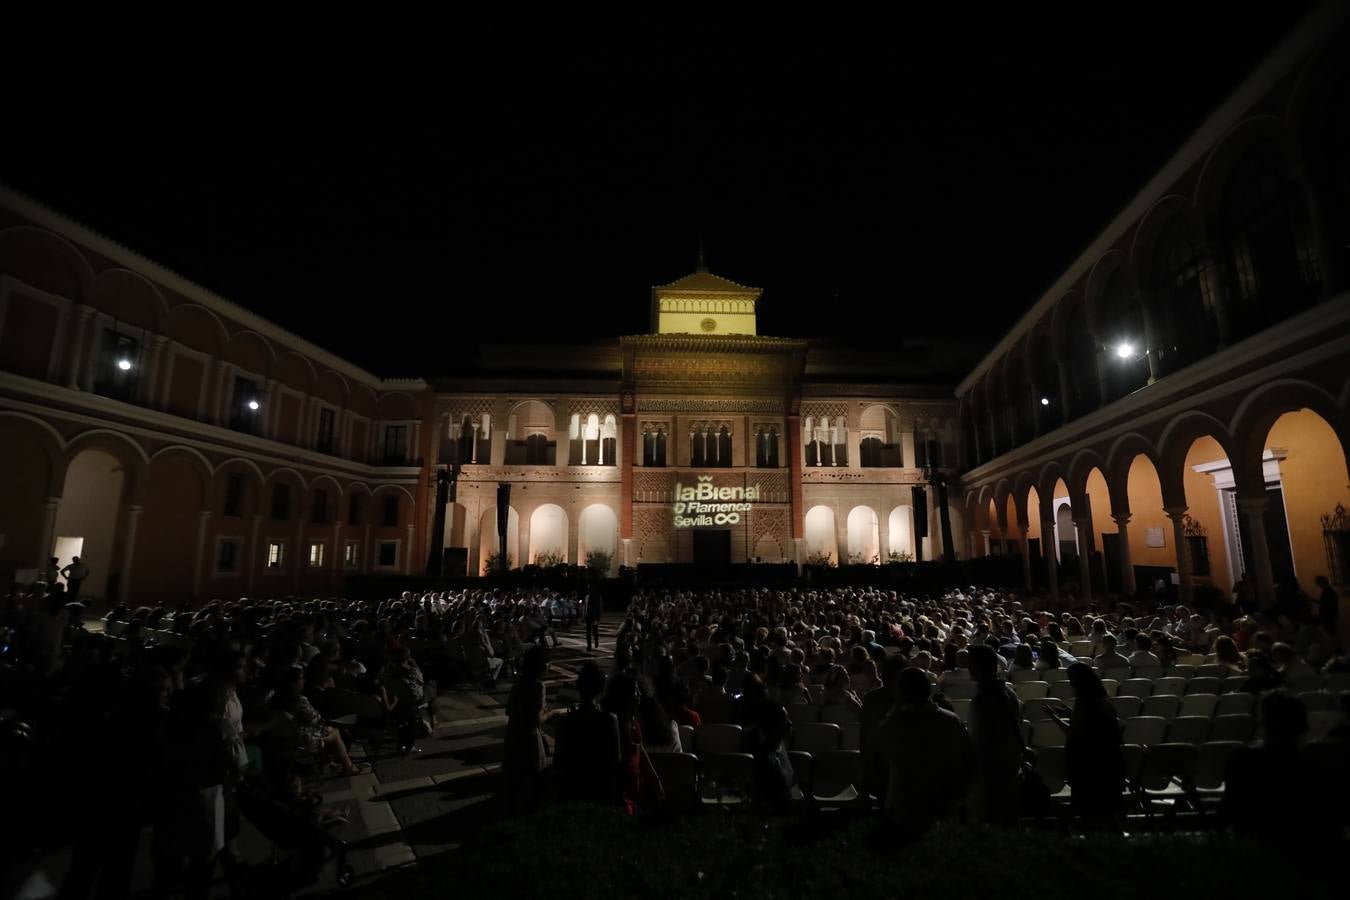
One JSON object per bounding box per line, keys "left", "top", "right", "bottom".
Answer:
{"left": 1199, "top": 237, "right": 1233, "bottom": 347}
{"left": 331, "top": 521, "right": 342, "bottom": 586}
{"left": 998, "top": 534, "right": 1009, "bottom": 556}
{"left": 1041, "top": 510, "right": 1059, "bottom": 607}
{"left": 567, "top": 511, "right": 580, "bottom": 566}
{"left": 620, "top": 409, "right": 636, "bottom": 546}
{"left": 405, "top": 524, "right": 416, "bottom": 574}
{"left": 980, "top": 529, "right": 992, "bottom": 557}
{"left": 1018, "top": 516, "right": 1033, "bottom": 590}
{"left": 1137, "top": 292, "right": 1161, "bottom": 383}
{"left": 835, "top": 507, "right": 849, "bottom": 564}
{"left": 65, "top": 305, "right": 95, "bottom": 388}
{"left": 142, "top": 334, "right": 170, "bottom": 409}
{"left": 193, "top": 510, "right": 211, "bottom": 601}
{"left": 1236, "top": 494, "right": 1277, "bottom": 610}
{"left": 1056, "top": 359, "right": 1073, "bottom": 421}
{"left": 1111, "top": 513, "right": 1136, "bottom": 596}
{"left": 38, "top": 497, "right": 60, "bottom": 568}
{"left": 621, "top": 537, "right": 634, "bottom": 568}
{"left": 213, "top": 361, "right": 232, "bottom": 425}
{"left": 294, "top": 514, "right": 306, "bottom": 592}
{"left": 1164, "top": 506, "right": 1194, "bottom": 606}
{"left": 878, "top": 510, "right": 890, "bottom": 563}
{"left": 786, "top": 415, "right": 805, "bottom": 545}
{"left": 1074, "top": 516, "right": 1095, "bottom": 605}
{"left": 120, "top": 505, "right": 143, "bottom": 604}
{"left": 248, "top": 514, "right": 262, "bottom": 595}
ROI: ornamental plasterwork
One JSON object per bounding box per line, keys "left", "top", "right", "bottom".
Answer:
{"left": 751, "top": 421, "right": 782, "bottom": 434}
{"left": 634, "top": 507, "right": 672, "bottom": 545}
{"left": 639, "top": 398, "right": 783, "bottom": 413}
{"left": 634, "top": 470, "right": 676, "bottom": 500}
{"left": 688, "top": 419, "right": 734, "bottom": 433}
{"left": 801, "top": 401, "right": 850, "bottom": 421}
{"left": 568, "top": 397, "right": 619, "bottom": 420}
{"left": 751, "top": 506, "right": 791, "bottom": 547}
{"left": 458, "top": 466, "right": 622, "bottom": 483}
{"left": 748, "top": 472, "right": 789, "bottom": 502}
{"left": 639, "top": 420, "right": 670, "bottom": 433}
{"left": 439, "top": 397, "right": 495, "bottom": 420}
{"left": 801, "top": 468, "right": 926, "bottom": 484}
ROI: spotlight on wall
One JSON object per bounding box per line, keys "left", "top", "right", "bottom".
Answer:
{"left": 1040, "top": 397, "right": 1050, "bottom": 406}
{"left": 116, "top": 358, "right": 133, "bottom": 371}
{"left": 247, "top": 399, "right": 261, "bottom": 411}
{"left": 1114, "top": 342, "right": 1136, "bottom": 359}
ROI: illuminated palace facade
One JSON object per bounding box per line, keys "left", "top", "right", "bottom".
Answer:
{"left": 0, "top": 187, "right": 966, "bottom": 605}
{"left": 956, "top": 5, "right": 1350, "bottom": 627}
{"left": 432, "top": 269, "right": 965, "bottom": 578}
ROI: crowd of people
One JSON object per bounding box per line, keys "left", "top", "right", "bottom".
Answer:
{"left": 516, "top": 584, "right": 1349, "bottom": 844}
{"left": 1, "top": 576, "right": 1346, "bottom": 896}
{"left": 0, "top": 581, "right": 599, "bottom": 898}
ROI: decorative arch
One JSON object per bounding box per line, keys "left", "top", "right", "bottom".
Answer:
{"left": 164, "top": 303, "right": 230, "bottom": 357}
{"left": 1192, "top": 114, "right": 1286, "bottom": 225}
{"left": 0, "top": 225, "right": 96, "bottom": 298}
{"left": 1229, "top": 378, "right": 1350, "bottom": 480}
{"left": 275, "top": 350, "right": 318, "bottom": 392}
{"left": 147, "top": 445, "right": 215, "bottom": 484}
{"left": 1156, "top": 411, "right": 1241, "bottom": 505}
{"left": 1066, "top": 448, "right": 1108, "bottom": 507}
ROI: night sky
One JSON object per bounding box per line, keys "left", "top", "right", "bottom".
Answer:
{"left": 0, "top": 5, "right": 1316, "bottom": 375}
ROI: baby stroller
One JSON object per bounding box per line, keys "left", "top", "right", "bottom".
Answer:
{"left": 235, "top": 775, "right": 355, "bottom": 895}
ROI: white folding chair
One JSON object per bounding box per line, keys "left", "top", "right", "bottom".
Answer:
{"left": 1215, "top": 693, "right": 1254, "bottom": 717}
{"left": 1122, "top": 715, "right": 1168, "bottom": 746}
{"left": 1153, "top": 676, "right": 1187, "bottom": 697}
{"left": 1110, "top": 696, "right": 1142, "bottom": 720}
{"left": 1167, "top": 664, "right": 1197, "bottom": 680}
{"left": 1043, "top": 668, "right": 1070, "bottom": 683}
{"left": 1013, "top": 681, "right": 1049, "bottom": 701}
{"left": 1178, "top": 693, "right": 1218, "bottom": 719}
{"left": 1208, "top": 714, "right": 1254, "bottom": 743}
{"left": 1119, "top": 678, "right": 1154, "bottom": 699}
{"left": 1187, "top": 677, "right": 1224, "bottom": 695}
{"left": 1142, "top": 694, "right": 1180, "bottom": 720}
{"left": 1165, "top": 716, "right": 1212, "bottom": 745}
{"left": 811, "top": 750, "right": 865, "bottom": 805}
{"left": 1132, "top": 666, "right": 1165, "bottom": 682}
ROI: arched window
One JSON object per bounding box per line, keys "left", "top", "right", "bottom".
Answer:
{"left": 690, "top": 426, "right": 707, "bottom": 466}
{"left": 859, "top": 436, "right": 882, "bottom": 467}
{"left": 1063, "top": 302, "right": 1100, "bottom": 419}
{"left": 1152, "top": 216, "right": 1218, "bottom": 375}
{"left": 804, "top": 416, "right": 818, "bottom": 467}
{"left": 1221, "top": 141, "right": 1321, "bottom": 339}
{"left": 524, "top": 433, "right": 551, "bottom": 465}
{"left": 756, "top": 427, "right": 780, "bottom": 468}
{"left": 643, "top": 427, "right": 667, "bottom": 467}
{"left": 1098, "top": 268, "right": 1148, "bottom": 402}
{"left": 599, "top": 414, "right": 617, "bottom": 466}
{"left": 716, "top": 426, "right": 733, "bottom": 467}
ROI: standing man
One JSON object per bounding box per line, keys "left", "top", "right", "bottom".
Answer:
{"left": 585, "top": 583, "right": 603, "bottom": 652}
{"left": 62, "top": 556, "right": 91, "bottom": 603}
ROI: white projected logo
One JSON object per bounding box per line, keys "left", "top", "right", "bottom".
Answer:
{"left": 673, "top": 475, "right": 761, "bottom": 527}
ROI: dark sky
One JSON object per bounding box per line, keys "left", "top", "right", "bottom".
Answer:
{"left": 0, "top": 5, "right": 1316, "bottom": 375}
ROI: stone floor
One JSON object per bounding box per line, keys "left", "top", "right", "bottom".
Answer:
{"left": 7, "top": 617, "right": 619, "bottom": 898}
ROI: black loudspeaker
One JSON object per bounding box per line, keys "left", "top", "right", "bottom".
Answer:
{"left": 912, "top": 485, "right": 929, "bottom": 538}
{"left": 442, "top": 547, "right": 468, "bottom": 577}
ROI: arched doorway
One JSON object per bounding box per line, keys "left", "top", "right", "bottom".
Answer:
{"left": 578, "top": 504, "right": 618, "bottom": 571}
{"left": 478, "top": 505, "right": 520, "bottom": 574}
{"left": 528, "top": 504, "right": 568, "bottom": 565}
{"left": 846, "top": 505, "right": 880, "bottom": 564}
{"left": 887, "top": 506, "right": 914, "bottom": 560}
{"left": 804, "top": 506, "right": 838, "bottom": 564}
{"left": 52, "top": 449, "right": 126, "bottom": 602}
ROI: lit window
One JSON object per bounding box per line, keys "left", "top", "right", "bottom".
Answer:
{"left": 343, "top": 541, "right": 360, "bottom": 569}
{"left": 308, "top": 542, "right": 325, "bottom": 568}
{"left": 267, "top": 541, "right": 286, "bottom": 569}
